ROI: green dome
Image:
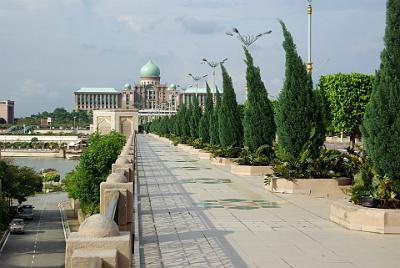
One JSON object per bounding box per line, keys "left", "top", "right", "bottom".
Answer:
{"left": 168, "top": 83, "right": 176, "bottom": 90}
{"left": 124, "top": 83, "right": 131, "bottom": 90}
{"left": 140, "top": 60, "right": 160, "bottom": 77}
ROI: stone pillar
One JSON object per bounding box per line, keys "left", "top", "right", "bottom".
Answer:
{"left": 65, "top": 214, "right": 131, "bottom": 268}
{"left": 100, "top": 172, "right": 133, "bottom": 232}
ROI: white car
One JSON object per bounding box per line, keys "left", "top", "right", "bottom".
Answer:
{"left": 9, "top": 218, "right": 25, "bottom": 234}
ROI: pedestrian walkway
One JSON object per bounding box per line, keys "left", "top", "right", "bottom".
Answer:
{"left": 136, "top": 134, "right": 400, "bottom": 268}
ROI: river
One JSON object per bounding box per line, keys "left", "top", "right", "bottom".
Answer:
{"left": 4, "top": 157, "right": 79, "bottom": 179}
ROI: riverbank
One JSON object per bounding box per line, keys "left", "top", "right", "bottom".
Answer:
{"left": 5, "top": 157, "right": 79, "bottom": 179}
{"left": 1, "top": 149, "right": 65, "bottom": 158}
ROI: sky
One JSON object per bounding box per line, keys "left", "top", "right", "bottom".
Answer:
{"left": 0, "top": 0, "right": 386, "bottom": 117}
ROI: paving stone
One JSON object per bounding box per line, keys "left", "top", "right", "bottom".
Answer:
{"left": 136, "top": 134, "right": 400, "bottom": 268}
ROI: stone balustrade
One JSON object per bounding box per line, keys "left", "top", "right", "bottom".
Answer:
{"left": 65, "top": 133, "right": 136, "bottom": 268}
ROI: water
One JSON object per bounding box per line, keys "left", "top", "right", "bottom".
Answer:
{"left": 4, "top": 157, "right": 79, "bottom": 180}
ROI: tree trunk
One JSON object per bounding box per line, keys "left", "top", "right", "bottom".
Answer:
{"left": 350, "top": 132, "right": 356, "bottom": 150}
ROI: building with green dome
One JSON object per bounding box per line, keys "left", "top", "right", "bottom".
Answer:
{"left": 74, "top": 60, "right": 180, "bottom": 112}
{"left": 74, "top": 60, "right": 219, "bottom": 116}
{"left": 120, "top": 60, "right": 180, "bottom": 111}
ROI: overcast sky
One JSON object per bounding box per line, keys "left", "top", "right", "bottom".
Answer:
{"left": 0, "top": 0, "right": 386, "bottom": 117}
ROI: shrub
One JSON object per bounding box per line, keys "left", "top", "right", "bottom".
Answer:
{"left": 236, "top": 144, "right": 274, "bottom": 166}
{"left": 64, "top": 131, "right": 125, "bottom": 214}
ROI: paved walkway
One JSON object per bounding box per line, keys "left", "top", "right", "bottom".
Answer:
{"left": 136, "top": 134, "right": 400, "bottom": 268}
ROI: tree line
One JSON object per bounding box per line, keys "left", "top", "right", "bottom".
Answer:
{"left": 146, "top": 12, "right": 400, "bottom": 208}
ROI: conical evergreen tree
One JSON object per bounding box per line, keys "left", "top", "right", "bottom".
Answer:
{"left": 276, "top": 20, "right": 325, "bottom": 157}
{"left": 219, "top": 64, "right": 243, "bottom": 147}
{"left": 209, "top": 88, "right": 221, "bottom": 145}
{"left": 184, "top": 101, "right": 192, "bottom": 137}
{"left": 199, "top": 82, "right": 213, "bottom": 143}
{"left": 243, "top": 47, "right": 276, "bottom": 152}
{"left": 189, "top": 95, "right": 202, "bottom": 138}
{"left": 362, "top": 0, "right": 400, "bottom": 179}
{"left": 179, "top": 104, "right": 190, "bottom": 137}
{"left": 174, "top": 105, "right": 183, "bottom": 136}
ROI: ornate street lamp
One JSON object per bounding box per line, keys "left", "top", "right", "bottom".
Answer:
{"left": 201, "top": 58, "right": 228, "bottom": 90}
{"left": 307, "top": 0, "right": 313, "bottom": 73}
{"left": 187, "top": 73, "right": 208, "bottom": 98}
{"left": 226, "top": 27, "right": 272, "bottom": 48}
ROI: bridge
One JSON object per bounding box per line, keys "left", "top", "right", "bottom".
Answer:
{"left": 63, "top": 133, "right": 400, "bottom": 267}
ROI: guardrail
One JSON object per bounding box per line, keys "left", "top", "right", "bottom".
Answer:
{"left": 65, "top": 132, "right": 136, "bottom": 268}
{"left": 0, "top": 229, "right": 10, "bottom": 254}
{"left": 58, "top": 202, "right": 71, "bottom": 240}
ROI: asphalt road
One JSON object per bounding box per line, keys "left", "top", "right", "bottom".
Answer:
{"left": 0, "top": 192, "right": 68, "bottom": 268}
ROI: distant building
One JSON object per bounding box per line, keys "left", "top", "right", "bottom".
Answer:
{"left": 0, "top": 100, "right": 15, "bottom": 124}
{"left": 123, "top": 60, "right": 179, "bottom": 111}
{"left": 73, "top": 60, "right": 222, "bottom": 115}
{"left": 74, "top": 88, "right": 120, "bottom": 111}
{"left": 179, "top": 87, "right": 222, "bottom": 108}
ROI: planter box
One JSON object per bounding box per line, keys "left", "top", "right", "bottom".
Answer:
{"left": 230, "top": 164, "right": 273, "bottom": 176}
{"left": 265, "top": 178, "right": 348, "bottom": 198}
{"left": 330, "top": 200, "right": 400, "bottom": 234}
{"left": 197, "top": 150, "right": 211, "bottom": 159}
{"left": 177, "top": 144, "right": 193, "bottom": 152}
{"left": 148, "top": 134, "right": 173, "bottom": 145}
{"left": 210, "top": 157, "right": 232, "bottom": 166}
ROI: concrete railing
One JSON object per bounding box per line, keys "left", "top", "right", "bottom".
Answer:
{"left": 65, "top": 133, "right": 136, "bottom": 268}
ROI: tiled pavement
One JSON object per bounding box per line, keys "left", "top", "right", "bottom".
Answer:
{"left": 136, "top": 134, "right": 400, "bottom": 268}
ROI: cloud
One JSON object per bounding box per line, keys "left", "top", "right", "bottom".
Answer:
{"left": 80, "top": 43, "right": 97, "bottom": 50}
{"left": 182, "top": 0, "right": 241, "bottom": 9}
{"left": 116, "top": 15, "right": 163, "bottom": 33}
{"left": 175, "top": 16, "right": 223, "bottom": 35}
{"left": 13, "top": 0, "right": 50, "bottom": 12}
{"left": 270, "top": 78, "right": 283, "bottom": 97}
{"left": 19, "top": 79, "right": 47, "bottom": 97}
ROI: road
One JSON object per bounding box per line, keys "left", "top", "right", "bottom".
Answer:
{"left": 0, "top": 192, "right": 68, "bottom": 268}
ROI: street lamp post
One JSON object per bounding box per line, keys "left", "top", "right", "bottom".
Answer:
{"left": 73, "top": 116, "right": 76, "bottom": 132}
{"left": 307, "top": 0, "right": 313, "bottom": 73}
{"left": 187, "top": 73, "right": 208, "bottom": 98}
{"left": 201, "top": 58, "right": 228, "bottom": 90}
{"left": 226, "top": 27, "right": 272, "bottom": 48}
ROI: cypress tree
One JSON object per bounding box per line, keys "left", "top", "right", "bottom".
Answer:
{"left": 178, "top": 104, "right": 190, "bottom": 137}
{"left": 174, "top": 105, "right": 184, "bottom": 136}
{"left": 218, "top": 64, "right": 243, "bottom": 147}
{"left": 168, "top": 115, "right": 175, "bottom": 134}
{"left": 276, "top": 20, "right": 325, "bottom": 157}
{"left": 243, "top": 47, "right": 276, "bottom": 152}
{"left": 199, "top": 83, "right": 214, "bottom": 143}
{"left": 362, "top": 0, "right": 400, "bottom": 179}
{"left": 189, "top": 95, "right": 202, "bottom": 138}
{"left": 183, "top": 101, "right": 192, "bottom": 137}
{"left": 209, "top": 88, "right": 221, "bottom": 145}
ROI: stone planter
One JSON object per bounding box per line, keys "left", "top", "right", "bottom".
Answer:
{"left": 149, "top": 134, "right": 173, "bottom": 145}
{"left": 265, "top": 178, "right": 349, "bottom": 198}
{"left": 330, "top": 200, "right": 400, "bottom": 234}
{"left": 210, "top": 157, "right": 232, "bottom": 166}
{"left": 177, "top": 144, "right": 193, "bottom": 152}
{"left": 230, "top": 164, "right": 273, "bottom": 176}
{"left": 197, "top": 150, "right": 211, "bottom": 159}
